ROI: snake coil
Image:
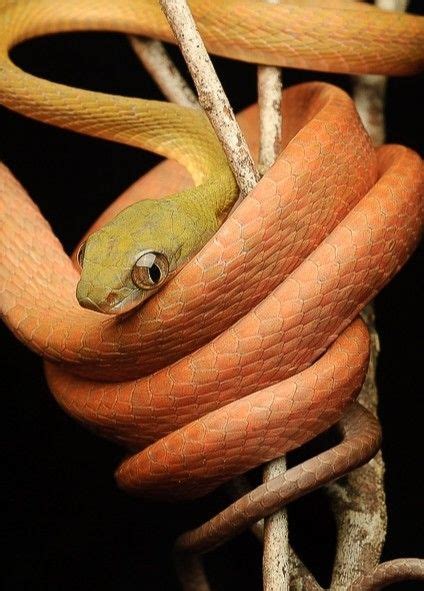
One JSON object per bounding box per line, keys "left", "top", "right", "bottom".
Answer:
{"left": 0, "top": 0, "right": 423, "bottom": 584}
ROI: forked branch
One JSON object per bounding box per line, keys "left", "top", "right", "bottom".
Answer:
{"left": 159, "top": 0, "right": 259, "bottom": 196}
{"left": 256, "top": 2, "right": 289, "bottom": 589}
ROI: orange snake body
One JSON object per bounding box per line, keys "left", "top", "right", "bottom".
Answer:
{"left": 0, "top": 0, "right": 423, "bottom": 549}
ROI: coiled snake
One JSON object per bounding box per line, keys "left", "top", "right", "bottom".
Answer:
{"left": 0, "top": 0, "right": 423, "bottom": 579}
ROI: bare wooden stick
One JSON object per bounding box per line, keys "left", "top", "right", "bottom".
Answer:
{"left": 352, "top": 0, "right": 409, "bottom": 147}
{"left": 257, "top": 59, "right": 283, "bottom": 174}
{"left": 328, "top": 307, "right": 387, "bottom": 589}
{"left": 352, "top": 74, "right": 387, "bottom": 146}
{"left": 227, "top": 476, "right": 322, "bottom": 590}
{"left": 328, "top": 2, "right": 409, "bottom": 586}
{"left": 263, "top": 458, "right": 290, "bottom": 590}
{"left": 152, "top": 2, "right": 256, "bottom": 586}
{"left": 256, "top": 4, "right": 289, "bottom": 585}
{"left": 159, "top": 0, "right": 259, "bottom": 196}
{"left": 128, "top": 36, "right": 199, "bottom": 108}
{"left": 377, "top": 0, "right": 409, "bottom": 10}
{"left": 289, "top": 548, "right": 323, "bottom": 591}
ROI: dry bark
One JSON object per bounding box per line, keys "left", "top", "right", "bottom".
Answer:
{"left": 256, "top": 2, "right": 289, "bottom": 588}
{"left": 129, "top": 36, "right": 199, "bottom": 108}
{"left": 159, "top": 0, "right": 259, "bottom": 197}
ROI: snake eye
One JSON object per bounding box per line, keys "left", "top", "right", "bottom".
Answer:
{"left": 77, "top": 241, "right": 86, "bottom": 269}
{"left": 132, "top": 251, "right": 169, "bottom": 290}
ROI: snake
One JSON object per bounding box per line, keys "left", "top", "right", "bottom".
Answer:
{"left": 0, "top": 0, "right": 424, "bottom": 581}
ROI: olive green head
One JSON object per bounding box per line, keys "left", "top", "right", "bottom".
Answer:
{"left": 76, "top": 198, "right": 203, "bottom": 315}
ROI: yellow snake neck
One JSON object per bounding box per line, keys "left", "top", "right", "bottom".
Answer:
{"left": 0, "top": 0, "right": 237, "bottom": 218}
{"left": 0, "top": 0, "right": 423, "bottom": 313}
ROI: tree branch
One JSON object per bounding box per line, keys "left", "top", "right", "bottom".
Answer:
{"left": 327, "top": 2, "right": 409, "bottom": 587}
{"left": 129, "top": 36, "right": 199, "bottom": 108}
{"left": 256, "top": 1, "right": 289, "bottom": 588}
{"left": 159, "top": 0, "right": 259, "bottom": 196}
{"left": 327, "top": 308, "right": 386, "bottom": 589}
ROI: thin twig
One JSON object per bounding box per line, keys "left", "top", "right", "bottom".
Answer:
{"left": 129, "top": 29, "right": 287, "bottom": 591}
{"left": 263, "top": 458, "right": 290, "bottom": 590}
{"left": 352, "top": 74, "right": 387, "bottom": 146}
{"left": 159, "top": 0, "right": 259, "bottom": 196}
{"left": 352, "top": 1, "right": 409, "bottom": 147}
{"left": 376, "top": 0, "right": 409, "bottom": 10}
{"left": 327, "top": 308, "right": 386, "bottom": 589}
{"left": 227, "top": 477, "right": 321, "bottom": 590}
{"left": 328, "top": 2, "right": 408, "bottom": 586}
{"left": 128, "top": 36, "right": 199, "bottom": 108}
{"left": 256, "top": 2, "right": 288, "bottom": 586}
{"left": 257, "top": 42, "right": 283, "bottom": 173}
{"left": 289, "top": 548, "right": 324, "bottom": 591}
{"left": 152, "top": 1, "right": 257, "bottom": 585}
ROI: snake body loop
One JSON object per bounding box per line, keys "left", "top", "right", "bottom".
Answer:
{"left": 0, "top": 0, "right": 423, "bottom": 564}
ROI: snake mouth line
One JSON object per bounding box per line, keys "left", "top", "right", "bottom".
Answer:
{"left": 78, "top": 294, "right": 133, "bottom": 316}
{"left": 106, "top": 293, "right": 143, "bottom": 315}
{"left": 77, "top": 293, "right": 141, "bottom": 315}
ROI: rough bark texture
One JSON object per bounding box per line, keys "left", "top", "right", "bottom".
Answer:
{"left": 159, "top": 0, "right": 259, "bottom": 196}
{"left": 352, "top": 75, "right": 387, "bottom": 146}
{"left": 327, "top": 2, "right": 406, "bottom": 585}
{"left": 289, "top": 549, "right": 323, "bottom": 591}
{"left": 129, "top": 36, "right": 199, "bottom": 108}
{"left": 257, "top": 2, "right": 289, "bottom": 586}
{"left": 263, "top": 457, "right": 290, "bottom": 591}
{"left": 328, "top": 307, "right": 386, "bottom": 589}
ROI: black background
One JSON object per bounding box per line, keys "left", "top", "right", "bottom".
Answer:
{"left": 1, "top": 3, "right": 423, "bottom": 590}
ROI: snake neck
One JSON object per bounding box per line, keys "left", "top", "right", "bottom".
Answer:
{"left": 0, "top": 0, "right": 237, "bottom": 216}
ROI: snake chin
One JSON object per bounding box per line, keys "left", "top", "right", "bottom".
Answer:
{"left": 76, "top": 284, "right": 149, "bottom": 316}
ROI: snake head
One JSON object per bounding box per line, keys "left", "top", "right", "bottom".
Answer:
{"left": 76, "top": 198, "right": 205, "bottom": 315}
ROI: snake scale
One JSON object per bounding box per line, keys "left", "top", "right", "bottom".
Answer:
{"left": 0, "top": 0, "right": 423, "bottom": 580}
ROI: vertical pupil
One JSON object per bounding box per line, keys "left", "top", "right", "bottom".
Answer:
{"left": 148, "top": 263, "right": 161, "bottom": 284}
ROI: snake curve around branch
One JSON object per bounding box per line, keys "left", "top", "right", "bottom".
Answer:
{"left": 0, "top": 0, "right": 423, "bottom": 572}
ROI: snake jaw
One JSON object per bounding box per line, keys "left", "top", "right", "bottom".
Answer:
{"left": 76, "top": 294, "right": 103, "bottom": 314}
{"left": 76, "top": 281, "right": 148, "bottom": 315}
